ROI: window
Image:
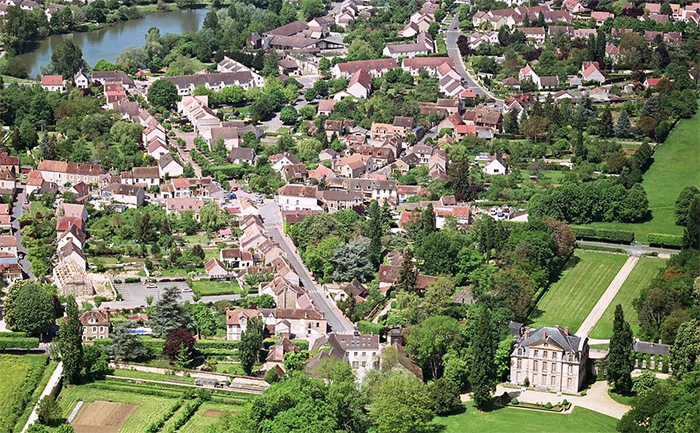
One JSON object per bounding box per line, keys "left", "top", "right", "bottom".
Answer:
{"left": 354, "top": 352, "right": 358, "bottom": 357}
{"left": 550, "top": 376, "right": 556, "bottom": 387}
{"left": 532, "top": 374, "right": 538, "bottom": 385}
{"left": 99, "top": 326, "right": 104, "bottom": 333}
{"left": 516, "top": 358, "right": 521, "bottom": 368}
{"left": 567, "top": 377, "right": 573, "bottom": 389}
{"left": 542, "top": 362, "right": 547, "bottom": 373}
{"left": 516, "top": 372, "right": 521, "bottom": 382}
{"left": 533, "top": 360, "right": 538, "bottom": 371}
{"left": 352, "top": 361, "right": 358, "bottom": 368}
{"left": 552, "top": 352, "right": 557, "bottom": 359}
{"left": 552, "top": 363, "right": 556, "bottom": 373}
{"left": 92, "top": 326, "right": 96, "bottom": 333}
{"left": 534, "top": 350, "right": 539, "bottom": 358}
{"left": 543, "top": 351, "right": 548, "bottom": 359}
{"left": 518, "top": 348, "right": 523, "bottom": 356}
{"left": 361, "top": 361, "right": 366, "bottom": 367}
{"left": 568, "top": 365, "right": 573, "bottom": 374}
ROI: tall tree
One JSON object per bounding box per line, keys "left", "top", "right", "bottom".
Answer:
{"left": 148, "top": 79, "right": 179, "bottom": 111}
{"left": 59, "top": 296, "right": 83, "bottom": 384}
{"left": 607, "top": 304, "right": 634, "bottom": 394}
{"left": 6, "top": 282, "right": 55, "bottom": 337}
{"left": 369, "top": 371, "right": 434, "bottom": 433}
{"left": 682, "top": 197, "right": 700, "bottom": 251}
{"left": 107, "top": 322, "right": 151, "bottom": 362}
{"left": 469, "top": 306, "right": 496, "bottom": 409}
{"left": 238, "top": 316, "right": 264, "bottom": 375}
{"left": 599, "top": 107, "right": 614, "bottom": 138}
{"left": 615, "top": 110, "right": 631, "bottom": 138}
{"left": 368, "top": 200, "right": 383, "bottom": 268}
{"left": 50, "top": 40, "right": 86, "bottom": 78}
{"left": 394, "top": 248, "right": 416, "bottom": 292}
{"left": 674, "top": 186, "right": 700, "bottom": 227}
{"left": 670, "top": 319, "right": 700, "bottom": 380}
{"left": 405, "top": 315, "right": 460, "bottom": 380}
{"left": 150, "top": 286, "right": 191, "bottom": 338}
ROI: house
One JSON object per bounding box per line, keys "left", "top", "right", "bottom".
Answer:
{"left": 281, "top": 164, "right": 309, "bottom": 182}
{"left": 41, "top": 75, "right": 66, "bottom": 92}
{"left": 0, "top": 258, "right": 22, "bottom": 286}
{"left": 346, "top": 69, "right": 371, "bottom": 99}
{"left": 158, "top": 153, "right": 184, "bottom": 178}
{"left": 56, "top": 216, "right": 84, "bottom": 233}
{"left": 562, "top": 0, "right": 585, "bottom": 13}
{"left": 53, "top": 258, "right": 93, "bottom": 297}
{"left": 326, "top": 178, "right": 398, "bottom": 202}
{"left": 58, "top": 242, "right": 87, "bottom": 271}
{"left": 79, "top": 311, "right": 110, "bottom": 341}
{"left": 220, "top": 248, "right": 255, "bottom": 269}
{"left": 102, "top": 183, "right": 145, "bottom": 208}
{"left": 270, "top": 152, "right": 301, "bottom": 172}
{"left": 265, "top": 338, "right": 299, "bottom": 371}
{"left": 37, "top": 160, "right": 102, "bottom": 186}
{"left": 164, "top": 71, "right": 259, "bottom": 96}
{"left": 57, "top": 225, "right": 85, "bottom": 251}
{"left": 205, "top": 258, "right": 229, "bottom": 279}
{"left": 335, "top": 154, "right": 368, "bottom": 178}
{"left": 165, "top": 197, "right": 205, "bottom": 217}
{"left": 402, "top": 57, "right": 455, "bottom": 76}
{"left": 318, "top": 99, "right": 338, "bottom": 116}
{"left": 308, "top": 332, "right": 381, "bottom": 381}
{"left": 0, "top": 169, "right": 16, "bottom": 192}
{"left": 121, "top": 166, "right": 160, "bottom": 188}
{"left": 0, "top": 152, "right": 19, "bottom": 175}
{"left": 483, "top": 155, "right": 509, "bottom": 175}
{"left": 318, "top": 190, "right": 363, "bottom": 212}
{"left": 0, "top": 236, "right": 17, "bottom": 256}
{"left": 644, "top": 77, "right": 662, "bottom": 88}
{"left": 56, "top": 203, "right": 88, "bottom": 222}
{"left": 521, "top": 27, "right": 546, "bottom": 45}
{"left": 509, "top": 324, "right": 589, "bottom": 393}
{"left": 463, "top": 108, "right": 502, "bottom": 131}
{"left": 229, "top": 147, "right": 256, "bottom": 165}
{"left": 331, "top": 58, "right": 398, "bottom": 79}
{"left": 591, "top": 11, "right": 614, "bottom": 26}
{"left": 73, "top": 69, "right": 89, "bottom": 89}
{"left": 581, "top": 61, "right": 605, "bottom": 83}
{"left": 226, "top": 309, "right": 259, "bottom": 340}
{"left": 278, "top": 185, "right": 321, "bottom": 211}
{"left": 148, "top": 140, "right": 170, "bottom": 161}
{"left": 91, "top": 71, "right": 135, "bottom": 89}
{"left": 217, "top": 56, "right": 265, "bottom": 86}
{"left": 259, "top": 308, "right": 327, "bottom": 344}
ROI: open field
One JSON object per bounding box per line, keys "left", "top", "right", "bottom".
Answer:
{"left": 0, "top": 354, "right": 47, "bottom": 431}
{"left": 13, "top": 360, "right": 59, "bottom": 431}
{"left": 191, "top": 279, "right": 241, "bottom": 296}
{"left": 434, "top": 402, "right": 617, "bottom": 433}
{"left": 583, "top": 109, "right": 700, "bottom": 242}
{"left": 180, "top": 401, "right": 239, "bottom": 432}
{"left": 58, "top": 382, "right": 177, "bottom": 433}
{"left": 589, "top": 257, "right": 667, "bottom": 339}
{"left": 529, "top": 251, "right": 628, "bottom": 331}
{"left": 71, "top": 401, "right": 137, "bottom": 433}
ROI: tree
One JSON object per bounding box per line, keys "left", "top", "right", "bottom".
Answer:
{"left": 148, "top": 79, "right": 179, "bottom": 111}
{"left": 36, "top": 396, "right": 62, "bottom": 426}
{"left": 238, "top": 316, "right": 263, "bottom": 375}
{"left": 682, "top": 197, "right": 700, "bottom": 251}
{"left": 615, "top": 109, "right": 631, "bottom": 138}
{"left": 163, "top": 328, "right": 195, "bottom": 367}
{"left": 368, "top": 200, "right": 383, "bottom": 268}
{"left": 469, "top": 306, "right": 496, "bottom": 409}
{"left": 186, "top": 303, "right": 216, "bottom": 339}
{"left": 107, "top": 322, "right": 151, "bottom": 362}
{"left": 6, "top": 282, "right": 55, "bottom": 336}
{"left": 300, "top": 0, "right": 325, "bottom": 20}
{"left": 422, "top": 276, "right": 456, "bottom": 317}
{"left": 50, "top": 40, "right": 86, "bottom": 78}
{"left": 670, "top": 319, "right": 700, "bottom": 379}
{"left": 332, "top": 238, "right": 374, "bottom": 282}
{"left": 59, "top": 296, "right": 83, "bottom": 384}
{"left": 632, "top": 370, "right": 659, "bottom": 398}
{"left": 426, "top": 378, "right": 462, "bottom": 416}
{"left": 599, "top": 107, "right": 614, "bottom": 138}
{"left": 675, "top": 186, "right": 700, "bottom": 227}
{"left": 150, "top": 286, "right": 191, "bottom": 338}
{"left": 202, "top": 9, "right": 219, "bottom": 30}
{"left": 607, "top": 304, "right": 634, "bottom": 394}
{"left": 369, "top": 371, "right": 434, "bottom": 433}
{"left": 279, "top": 105, "right": 298, "bottom": 125}
{"left": 394, "top": 248, "right": 416, "bottom": 292}
{"left": 82, "top": 344, "right": 109, "bottom": 380}
{"left": 199, "top": 201, "right": 229, "bottom": 232}
{"left": 405, "top": 315, "right": 460, "bottom": 380}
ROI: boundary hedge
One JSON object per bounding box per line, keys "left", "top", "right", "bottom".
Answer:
{"left": 573, "top": 227, "right": 635, "bottom": 243}
{"left": 646, "top": 233, "right": 682, "bottom": 248}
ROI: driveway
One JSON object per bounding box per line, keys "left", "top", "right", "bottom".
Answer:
{"left": 101, "top": 281, "right": 193, "bottom": 309}
{"left": 577, "top": 240, "right": 678, "bottom": 258}
{"left": 12, "top": 186, "right": 34, "bottom": 279}
{"left": 446, "top": 15, "right": 502, "bottom": 104}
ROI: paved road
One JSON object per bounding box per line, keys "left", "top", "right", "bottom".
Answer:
{"left": 12, "top": 186, "right": 34, "bottom": 279}
{"left": 258, "top": 202, "right": 354, "bottom": 333}
{"left": 577, "top": 240, "right": 678, "bottom": 258}
{"left": 101, "top": 281, "right": 193, "bottom": 309}
{"left": 446, "top": 15, "right": 501, "bottom": 103}
{"left": 576, "top": 256, "right": 639, "bottom": 338}
{"left": 22, "top": 362, "right": 63, "bottom": 433}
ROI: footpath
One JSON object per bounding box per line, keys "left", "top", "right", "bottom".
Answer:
{"left": 22, "top": 362, "right": 63, "bottom": 433}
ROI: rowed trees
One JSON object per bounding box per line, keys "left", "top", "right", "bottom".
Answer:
{"left": 59, "top": 296, "right": 83, "bottom": 384}
{"left": 607, "top": 305, "right": 634, "bottom": 394}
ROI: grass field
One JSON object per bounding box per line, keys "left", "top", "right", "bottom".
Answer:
{"left": 180, "top": 401, "right": 239, "bottom": 432}
{"left": 589, "top": 257, "right": 667, "bottom": 339}
{"left": 110, "top": 368, "right": 196, "bottom": 384}
{"left": 529, "top": 251, "right": 628, "bottom": 332}
{"left": 0, "top": 354, "right": 47, "bottom": 431}
{"left": 14, "top": 360, "right": 59, "bottom": 431}
{"left": 58, "top": 383, "right": 178, "bottom": 433}
{"left": 434, "top": 402, "right": 617, "bottom": 433}
{"left": 583, "top": 109, "right": 700, "bottom": 242}
{"left": 191, "top": 279, "right": 241, "bottom": 296}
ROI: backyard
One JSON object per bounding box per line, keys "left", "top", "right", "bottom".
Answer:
{"left": 528, "top": 250, "right": 628, "bottom": 332}
{"left": 583, "top": 108, "right": 700, "bottom": 242}
{"left": 435, "top": 402, "right": 617, "bottom": 433}
{"left": 191, "top": 279, "right": 241, "bottom": 296}
{"left": 589, "top": 257, "right": 667, "bottom": 339}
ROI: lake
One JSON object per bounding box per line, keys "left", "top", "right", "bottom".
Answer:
{"left": 18, "top": 9, "right": 209, "bottom": 78}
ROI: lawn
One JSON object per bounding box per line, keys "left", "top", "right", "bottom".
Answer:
{"left": 191, "top": 279, "right": 241, "bottom": 296}
{"left": 180, "top": 401, "right": 240, "bottom": 432}
{"left": 434, "top": 402, "right": 617, "bottom": 433}
{"left": 183, "top": 234, "right": 212, "bottom": 244}
{"left": 57, "top": 382, "right": 178, "bottom": 433}
{"left": 110, "top": 368, "right": 196, "bottom": 384}
{"left": 583, "top": 109, "right": 700, "bottom": 242}
{"left": 589, "top": 257, "right": 667, "bottom": 339}
{"left": 529, "top": 250, "right": 628, "bottom": 332}
{"left": 14, "top": 360, "right": 59, "bottom": 431}
{"left": 0, "top": 354, "right": 48, "bottom": 432}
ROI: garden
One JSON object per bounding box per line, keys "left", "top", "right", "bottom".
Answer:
{"left": 0, "top": 354, "right": 52, "bottom": 432}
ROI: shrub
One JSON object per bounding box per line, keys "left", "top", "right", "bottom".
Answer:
{"left": 264, "top": 368, "right": 280, "bottom": 384}
{"left": 0, "top": 337, "right": 40, "bottom": 349}
{"left": 545, "top": 402, "right": 553, "bottom": 409}
{"left": 580, "top": 390, "right": 587, "bottom": 396}
{"left": 37, "top": 396, "right": 62, "bottom": 425}
{"left": 523, "top": 377, "right": 530, "bottom": 387}
{"left": 113, "top": 279, "right": 122, "bottom": 284}
{"left": 562, "top": 399, "right": 569, "bottom": 405}
{"left": 511, "top": 398, "right": 519, "bottom": 404}
{"left": 124, "top": 277, "right": 141, "bottom": 283}
{"left": 646, "top": 233, "right": 682, "bottom": 248}
{"left": 573, "top": 227, "right": 635, "bottom": 243}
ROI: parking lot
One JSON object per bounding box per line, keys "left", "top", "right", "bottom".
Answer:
{"left": 101, "top": 281, "right": 193, "bottom": 310}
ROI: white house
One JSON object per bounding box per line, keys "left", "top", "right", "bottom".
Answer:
{"left": 73, "top": 69, "right": 90, "bottom": 89}
{"left": 158, "top": 153, "right": 184, "bottom": 178}
{"left": 205, "top": 258, "right": 229, "bottom": 279}
{"left": 270, "top": 152, "right": 301, "bottom": 172}
{"left": 102, "top": 183, "right": 145, "bottom": 208}
{"left": 148, "top": 140, "right": 170, "bottom": 161}
{"left": 277, "top": 185, "right": 321, "bottom": 211}
{"left": 581, "top": 62, "right": 606, "bottom": 83}
{"left": 483, "top": 155, "right": 509, "bottom": 175}
{"left": 346, "top": 69, "right": 371, "bottom": 99}
{"left": 40, "top": 75, "right": 66, "bottom": 92}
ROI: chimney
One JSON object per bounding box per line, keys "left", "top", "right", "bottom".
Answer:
{"left": 564, "top": 327, "right": 569, "bottom": 336}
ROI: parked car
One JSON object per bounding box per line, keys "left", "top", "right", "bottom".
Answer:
{"left": 145, "top": 283, "right": 157, "bottom": 289}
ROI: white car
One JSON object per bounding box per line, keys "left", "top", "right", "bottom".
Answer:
{"left": 145, "top": 283, "right": 157, "bottom": 289}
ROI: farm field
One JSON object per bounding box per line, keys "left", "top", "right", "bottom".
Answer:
{"left": 71, "top": 401, "right": 137, "bottom": 433}
{"left": 529, "top": 251, "right": 628, "bottom": 332}
{"left": 589, "top": 257, "right": 667, "bottom": 339}
{"left": 435, "top": 403, "right": 617, "bottom": 433}
{"left": 0, "top": 354, "right": 48, "bottom": 432}
{"left": 583, "top": 108, "right": 700, "bottom": 242}
{"left": 180, "top": 401, "right": 239, "bottom": 432}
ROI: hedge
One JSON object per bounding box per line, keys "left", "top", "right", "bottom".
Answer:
{"left": 145, "top": 398, "right": 183, "bottom": 433}
{"left": 195, "top": 340, "right": 239, "bottom": 350}
{"left": 163, "top": 398, "right": 204, "bottom": 433}
{"left": 646, "top": 233, "right": 682, "bottom": 248}
{"left": 0, "top": 337, "right": 40, "bottom": 350}
{"left": 124, "top": 277, "right": 141, "bottom": 283}
{"left": 573, "top": 227, "right": 635, "bottom": 243}
{"left": 0, "top": 332, "right": 28, "bottom": 338}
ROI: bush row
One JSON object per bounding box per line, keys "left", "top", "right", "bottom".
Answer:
{"left": 577, "top": 244, "right": 628, "bottom": 254}
{"left": 646, "top": 233, "right": 683, "bottom": 248}
{"left": 0, "top": 337, "right": 40, "bottom": 350}
{"left": 0, "top": 331, "right": 27, "bottom": 338}
{"left": 145, "top": 398, "right": 183, "bottom": 433}
{"left": 195, "top": 340, "right": 239, "bottom": 350}
{"left": 163, "top": 398, "right": 204, "bottom": 433}
{"left": 573, "top": 227, "right": 635, "bottom": 243}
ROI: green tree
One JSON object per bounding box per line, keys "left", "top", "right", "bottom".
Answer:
{"left": 368, "top": 200, "right": 383, "bottom": 268}
{"left": 58, "top": 296, "right": 83, "bottom": 384}
{"left": 469, "top": 306, "right": 496, "bottom": 409}
{"left": 614, "top": 109, "right": 631, "bottom": 138}
{"left": 6, "top": 282, "right": 55, "bottom": 336}
{"left": 279, "top": 105, "right": 298, "bottom": 125}
{"left": 36, "top": 395, "right": 62, "bottom": 426}
{"left": 199, "top": 201, "right": 230, "bottom": 232}
{"left": 186, "top": 303, "right": 216, "bottom": 339}
{"left": 202, "top": 9, "right": 219, "bottom": 30}
{"left": 107, "top": 322, "right": 151, "bottom": 362}
{"left": 238, "top": 316, "right": 263, "bottom": 375}
{"left": 368, "top": 371, "right": 434, "bottom": 433}
{"left": 607, "top": 304, "right": 634, "bottom": 394}
{"left": 682, "top": 197, "right": 700, "bottom": 251}
{"left": 300, "top": 0, "right": 325, "bottom": 20}
{"left": 163, "top": 327, "right": 195, "bottom": 366}
{"left": 393, "top": 248, "right": 416, "bottom": 292}
{"left": 599, "top": 107, "right": 614, "bottom": 138}
{"left": 426, "top": 377, "right": 462, "bottom": 416}
{"left": 50, "top": 39, "right": 86, "bottom": 78}
{"left": 405, "top": 315, "right": 460, "bottom": 380}
{"left": 262, "top": 49, "right": 279, "bottom": 77}
{"left": 670, "top": 319, "right": 700, "bottom": 379}
{"left": 148, "top": 79, "right": 179, "bottom": 111}
{"left": 331, "top": 238, "right": 374, "bottom": 282}
{"left": 674, "top": 186, "right": 700, "bottom": 227}
{"left": 150, "top": 286, "right": 192, "bottom": 338}
{"left": 422, "top": 276, "right": 456, "bottom": 317}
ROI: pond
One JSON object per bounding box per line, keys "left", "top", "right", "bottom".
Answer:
{"left": 17, "top": 9, "right": 209, "bottom": 78}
